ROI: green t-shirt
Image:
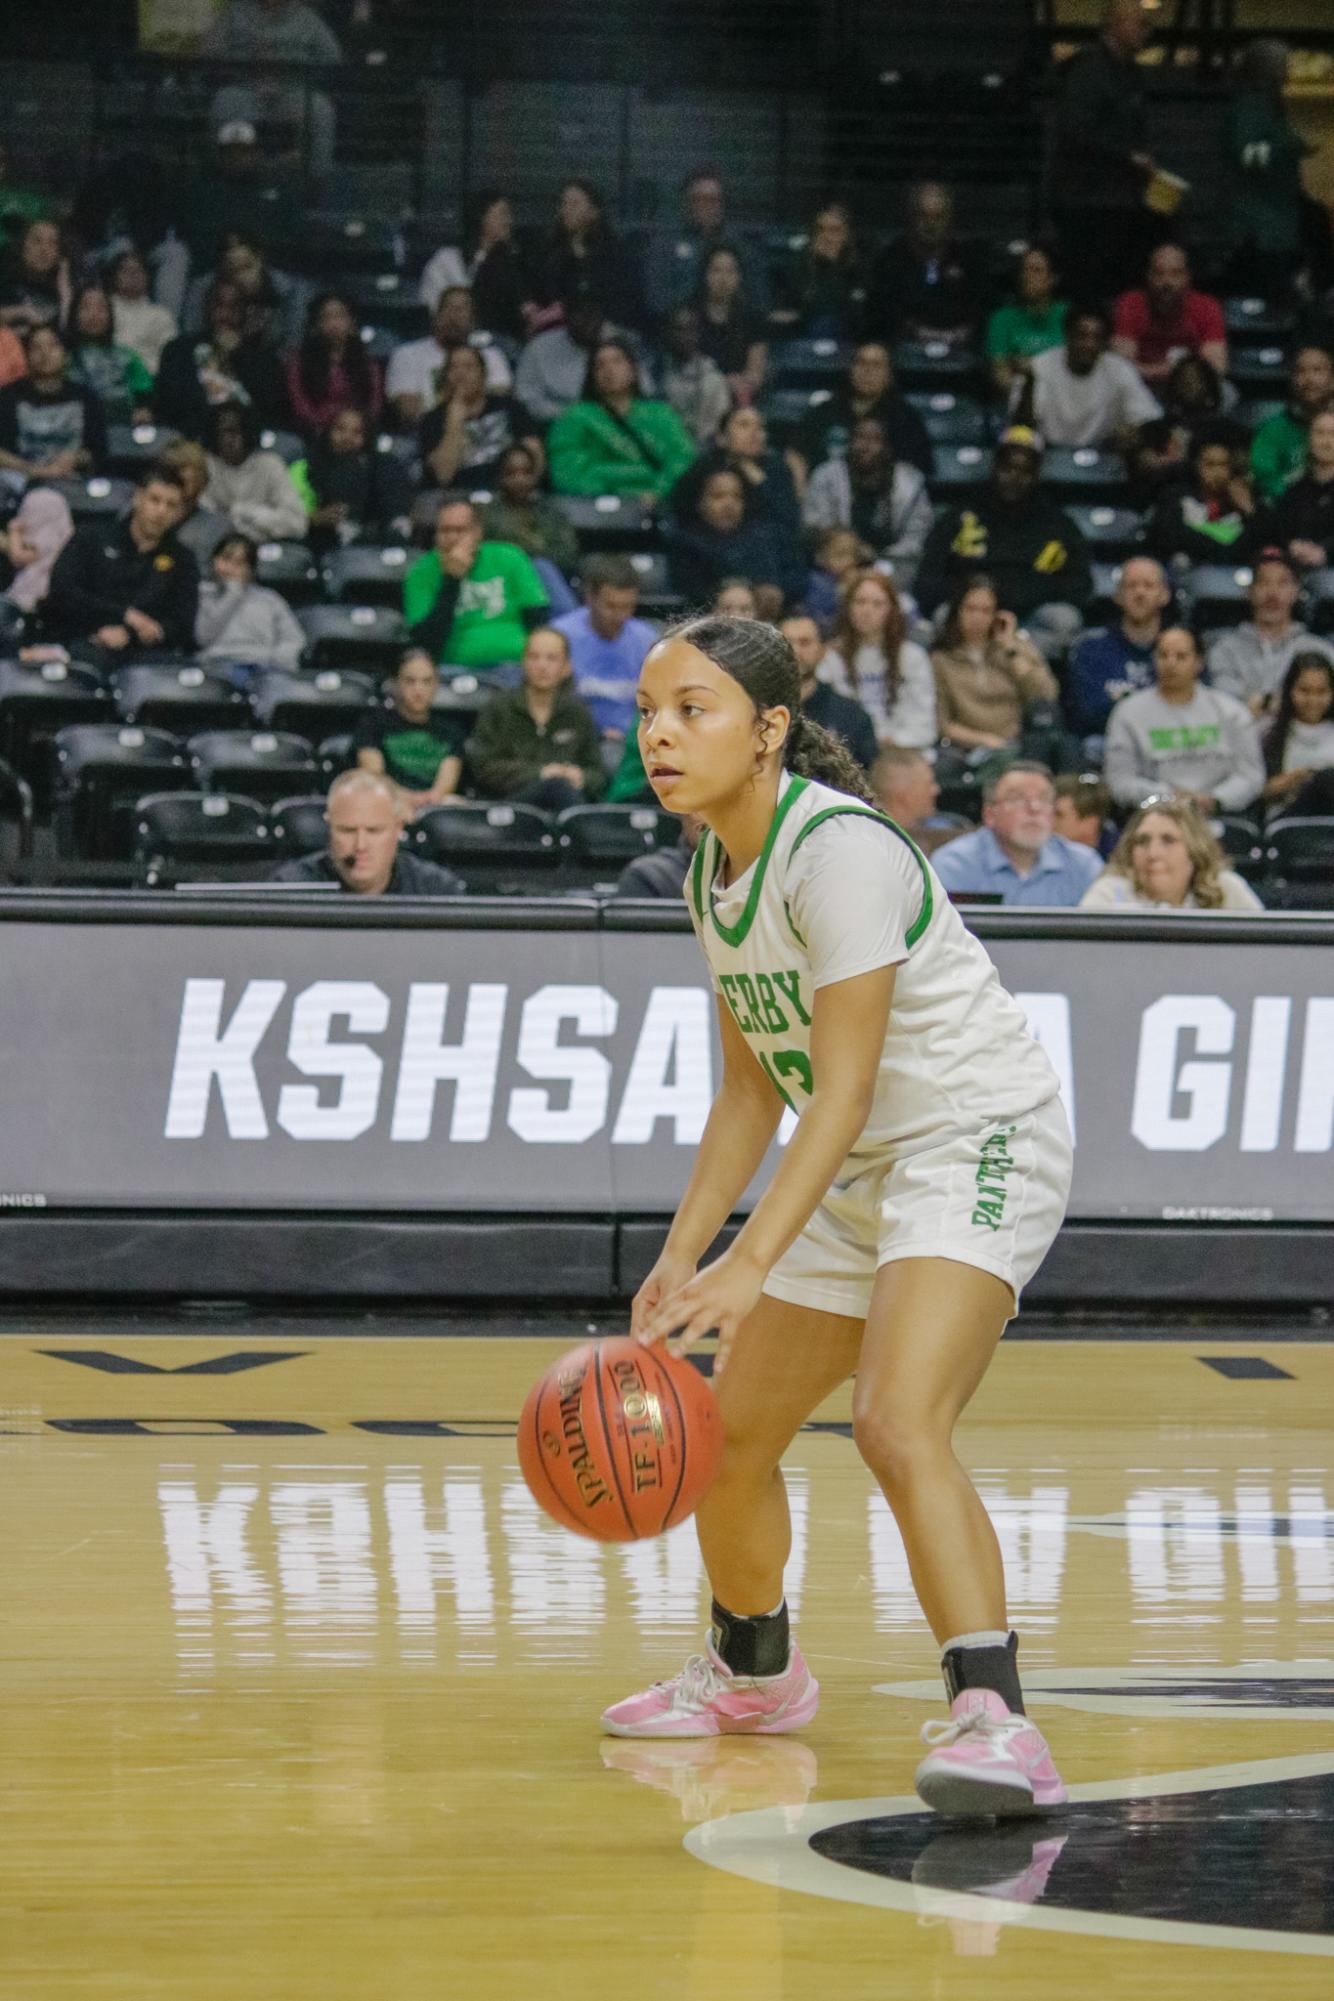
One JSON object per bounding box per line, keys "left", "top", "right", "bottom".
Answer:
{"left": 985, "top": 300, "right": 1068, "bottom": 361}
{"left": 403, "top": 541, "right": 548, "bottom": 669}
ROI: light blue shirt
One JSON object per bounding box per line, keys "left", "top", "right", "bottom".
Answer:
{"left": 931, "top": 827, "right": 1103, "bottom": 908}
{"left": 553, "top": 605, "right": 659, "bottom": 735}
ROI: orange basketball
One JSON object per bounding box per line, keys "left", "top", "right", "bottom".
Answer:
{"left": 517, "top": 1336, "right": 724, "bottom": 1542}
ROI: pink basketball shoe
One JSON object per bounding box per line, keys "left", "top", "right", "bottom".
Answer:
{"left": 914, "top": 1688, "right": 1066, "bottom": 1817}
{"left": 601, "top": 1639, "right": 819, "bottom": 1738}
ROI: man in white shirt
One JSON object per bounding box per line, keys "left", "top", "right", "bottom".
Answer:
{"left": 385, "top": 286, "right": 511, "bottom": 428}
{"left": 1021, "top": 306, "right": 1160, "bottom": 450}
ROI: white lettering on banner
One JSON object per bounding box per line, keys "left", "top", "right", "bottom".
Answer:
{"left": 507, "top": 984, "right": 616, "bottom": 1144}
{"left": 389, "top": 982, "right": 507, "bottom": 1142}
{"left": 276, "top": 981, "right": 389, "bottom": 1141}
{"left": 1131, "top": 995, "right": 1235, "bottom": 1152}
{"left": 1015, "top": 992, "right": 1076, "bottom": 1139}
{"left": 610, "top": 987, "right": 712, "bottom": 1145}
{"left": 1239, "top": 996, "right": 1291, "bottom": 1154}
{"left": 163, "top": 978, "right": 286, "bottom": 1139}
{"left": 1295, "top": 997, "right": 1334, "bottom": 1153}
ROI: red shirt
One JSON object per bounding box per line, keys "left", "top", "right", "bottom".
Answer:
{"left": 1113, "top": 288, "right": 1226, "bottom": 370}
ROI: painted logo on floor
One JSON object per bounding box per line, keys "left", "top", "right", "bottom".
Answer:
{"left": 875, "top": 1660, "right": 1334, "bottom": 1724}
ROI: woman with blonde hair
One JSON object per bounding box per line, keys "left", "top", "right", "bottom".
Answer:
{"left": 817, "top": 566, "right": 936, "bottom": 748}
{"left": 1079, "top": 797, "right": 1262, "bottom": 910}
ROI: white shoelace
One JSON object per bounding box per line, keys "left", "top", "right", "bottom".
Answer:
{"left": 658, "top": 1652, "right": 731, "bottom": 1706}
{"left": 919, "top": 1706, "right": 1019, "bottom": 1750}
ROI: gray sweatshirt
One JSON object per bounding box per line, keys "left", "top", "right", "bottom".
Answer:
{"left": 196, "top": 579, "right": 307, "bottom": 672}
{"left": 1103, "top": 683, "right": 1265, "bottom": 810}
{"left": 801, "top": 458, "right": 934, "bottom": 586}
{"left": 1207, "top": 621, "right": 1334, "bottom": 708}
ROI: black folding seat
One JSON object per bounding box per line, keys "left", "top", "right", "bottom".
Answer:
{"left": 54, "top": 723, "right": 189, "bottom": 857}
{"left": 188, "top": 730, "right": 318, "bottom": 803}
{"left": 133, "top": 792, "right": 273, "bottom": 885}
{"left": 114, "top": 663, "right": 249, "bottom": 736}
{"left": 411, "top": 801, "right": 558, "bottom": 894}
{"left": 0, "top": 658, "right": 112, "bottom": 806}
{"left": 252, "top": 667, "right": 377, "bottom": 740}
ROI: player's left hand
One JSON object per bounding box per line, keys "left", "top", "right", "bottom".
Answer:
{"left": 638, "top": 1247, "right": 766, "bottom": 1376}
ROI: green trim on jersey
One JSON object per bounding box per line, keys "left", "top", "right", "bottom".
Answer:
{"left": 787, "top": 804, "right": 934, "bottom": 949}
{"left": 699, "top": 776, "right": 811, "bottom": 947}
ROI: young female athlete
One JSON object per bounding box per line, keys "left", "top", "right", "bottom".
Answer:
{"left": 601, "top": 614, "right": 1073, "bottom": 1818}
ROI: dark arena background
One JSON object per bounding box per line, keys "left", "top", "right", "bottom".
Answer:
{"left": 0, "top": 3, "right": 1332, "bottom": 1996}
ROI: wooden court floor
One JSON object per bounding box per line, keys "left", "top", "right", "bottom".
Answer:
{"left": 2, "top": 1329, "right": 1332, "bottom": 1999}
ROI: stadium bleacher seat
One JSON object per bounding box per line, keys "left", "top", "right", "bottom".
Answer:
{"left": 134, "top": 792, "right": 273, "bottom": 885}
{"left": 556, "top": 802, "right": 679, "bottom": 885}
{"left": 296, "top": 604, "right": 406, "bottom": 673}
{"left": 1039, "top": 447, "right": 1127, "bottom": 500}
{"left": 930, "top": 444, "right": 993, "bottom": 495}
{"left": 0, "top": 659, "right": 112, "bottom": 807}
{"left": 1262, "top": 816, "right": 1334, "bottom": 884}
{"left": 1211, "top": 813, "right": 1266, "bottom": 877}
{"left": 341, "top": 272, "right": 430, "bottom": 340}
{"left": 758, "top": 386, "right": 830, "bottom": 444}
{"left": 1303, "top": 568, "right": 1334, "bottom": 635}
{"left": 626, "top": 551, "right": 685, "bottom": 620}
{"left": 315, "top": 733, "right": 355, "bottom": 782}
{"left": 258, "top": 428, "right": 305, "bottom": 466}
{"left": 1183, "top": 565, "right": 1253, "bottom": 631}
{"left": 1228, "top": 345, "right": 1290, "bottom": 394}
{"left": 906, "top": 391, "right": 989, "bottom": 446}
{"left": 435, "top": 673, "right": 489, "bottom": 737}
{"left": 251, "top": 668, "right": 377, "bottom": 741}
{"left": 769, "top": 339, "right": 852, "bottom": 390}
{"left": 323, "top": 544, "right": 413, "bottom": 607}
{"left": 1086, "top": 562, "right": 1123, "bottom": 624}
{"left": 270, "top": 794, "right": 330, "bottom": 858}
{"left": 549, "top": 495, "right": 657, "bottom": 551}
{"left": 891, "top": 340, "right": 979, "bottom": 389}
{"left": 295, "top": 212, "right": 403, "bottom": 276}
{"left": 45, "top": 476, "right": 135, "bottom": 523}
{"left": 54, "top": 723, "right": 190, "bottom": 858}
{"left": 105, "top": 423, "right": 180, "bottom": 478}
{"left": 412, "top": 801, "right": 559, "bottom": 893}
{"left": 113, "top": 663, "right": 248, "bottom": 736}
{"left": 1223, "top": 297, "right": 1297, "bottom": 342}
{"left": 0, "top": 753, "right": 34, "bottom": 864}
{"left": 188, "top": 731, "right": 319, "bottom": 804}
{"left": 1066, "top": 505, "right": 1146, "bottom": 559}
{"left": 254, "top": 541, "right": 324, "bottom": 607}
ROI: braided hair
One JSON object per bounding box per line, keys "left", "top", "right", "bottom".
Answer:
{"left": 666, "top": 613, "right": 875, "bottom": 804}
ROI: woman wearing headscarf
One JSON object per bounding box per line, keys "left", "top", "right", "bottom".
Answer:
{"left": 0, "top": 485, "right": 75, "bottom": 626}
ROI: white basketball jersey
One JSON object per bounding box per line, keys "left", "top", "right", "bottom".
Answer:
{"left": 686, "top": 773, "right": 1059, "bottom": 1161}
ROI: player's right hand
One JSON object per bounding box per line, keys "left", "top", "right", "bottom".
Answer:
{"left": 631, "top": 1251, "right": 697, "bottom": 1344}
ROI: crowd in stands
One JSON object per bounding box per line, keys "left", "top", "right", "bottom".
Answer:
{"left": 1, "top": 0, "right": 1333, "bottom": 909}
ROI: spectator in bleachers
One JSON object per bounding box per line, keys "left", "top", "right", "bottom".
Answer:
{"left": 64, "top": 284, "right": 154, "bottom": 426}
{"left": 695, "top": 246, "right": 767, "bottom": 406}
{"left": 386, "top": 286, "right": 512, "bottom": 433}
{"left": 1019, "top": 306, "right": 1159, "bottom": 451}
{"left": 533, "top": 181, "right": 640, "bottom": 332}
{"left": 1112, "top": 244, "right": 1228, "bottom": 393}
{"left": 0, "top": 218, "right": 69, "bottom": 336}
{"left": 773, "top": 202, "right": 866, "bottom": 343}
{"left": 790, "top": 342, "right": 932, "bottom": 487}
{"left": 404, "top": 496, "right": 548, "bottom": 673}
{"left": 45, "top": 458, "right": 199, "bottom": 660}
{"left": 195, "top": 529, "right": 305, "bottom": 672}
{"left": 181, "top": 231, "right": 301, "bottom": 353}
{"left": 672, "top": 405, "right": 803, "bottom": 572}
{"left": 1225, "top": 39, "right": 1327, "bottom": 305}
{"left": 713, "top": 577, "right": 757, "bottom": 618}
{"left": 1272, "top": 408, "right": 1334, "bottom": 571}
{"left": 467, "top": 624, "right": 605, "bottom": 812}
{"left": 173, "top": 128, "right": 302, "bottom": 302}
{"left": 986, "top": 246, "right": 1068, "bottom": 403}
{"left": 803, "top": 525, "right": 868, "bottom": 629}
{"left": 870, "top": 745, "right": 967, "bottom": 855}
{"left": 1079, "top": 797, "right": 1262, "bottom": 910}
{"left": 1066, "top": 552, "right": 1170, "bottom": 743}
{"left": 548, "top": 339, "right": 695, "bottom": 501}
{"left": 0, "top": 486, "right": 73, "bottom": 628}
{"left": 553, "top": 554, "right": 658, "bottom": 742}
{"left": 1146, "top": 426, "right": 1268, "bottom": 570}
{"left": 1250, "top": 344, "right": 1334, "bottom": 501}
{"left": 1104, "top": 625, "right": 1265, "bottom": 812}
{"left": 285, "top": 292, "right": 381, "bottom": 440}
{"left": 658, "top": 306, "right": 732, "bottom": 448}
{"left": 780, "top": 611, "right": 877, "bottom": 770}
{"left": 916, "top": 427, "right": 1092, "bottom": 652}
{"left": 203, "top": 400, "right": 307, "bottom": 544}
{"left": 154, "top": 279, "right": 287, "bottom": 438}
{"left": 1049, "top": 0, "right": 1158, "bottom": 304}
{"left": 932, "top": 761, "right": 1103, "bottom": 907}
{"left": 159, "top": 437, "right": 226, "bottom": 565}
{"left": 931, "top": 574, "right": 1061, "bottom": 767}
{"left": 0, "top": 324, "right": 108, "bottom": 486}
{"left": 513, "top": 295, "right": 624, "bottom": 429}
{"left": 1261, "top": 650, "right": 1334, "bottom": 818}
{"left": 419, "top": 344, "right": 534, "bottom": 491}
{"left": 0, "top": 323, "right": 24, "bottom": 391}
{"left": 270, "top": 769, "right": 463, "bottom": 895}
{"left": 202, "top": 0, "right": 343, "bottom": 183}
{"left": 107, "top": 249, "right": 177, "bottom": 380}
{"left": 419, "top": 192, "right": 536, "bottom": 343}
{"left": 350, "top": 646, "right": 466, "bottom": 813}
{"left": 481, "top": 442, "right": 580, "bottom": 578}
{"left": 869, "top": 181, "right": 979, "bottom": 348}
{"left": 291, "top": 407, "right": 412, "bottom": 551}
{"left": 1208, "top": 548, "right": 1334, "bottom": 719}
{"left": 1125, "top": 354, "right": 1229, "bottom": 506}
{"left": 612, "top": 812, "right": 704, "bottom": 900}
{"left": 643, "top": 170, "right": 763, "bottom": 324}
{"left": 816, "top": 568, "right": 936, "bottom": 749}
{"left": 1053, "top": 771, "right": 1116, "bottom": 856}
{"left": 666, "top": 466, "right": 800, "bottom": 620}
{"left": 801, "top": 414, "right": 933, "bottom": 592}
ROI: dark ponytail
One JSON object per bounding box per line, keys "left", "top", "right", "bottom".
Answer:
{"left": 666, "top": 612, "right": 875, "bottom": 804}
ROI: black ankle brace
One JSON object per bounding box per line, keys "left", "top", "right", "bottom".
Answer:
{"left": 941, "top": 1630, "right": 1025, "bottom": 1715}
{"left": 711, "top": 1598, "right": 790, "bottom": 1677}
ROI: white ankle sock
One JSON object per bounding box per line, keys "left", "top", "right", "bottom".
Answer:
{"left": 940, "top": 1629, "right": 1010, "bottom": 1658}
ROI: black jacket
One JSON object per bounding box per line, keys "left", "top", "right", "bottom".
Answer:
{"left": 44, "top": 516, "right": 200, "bottom": 650}
{"left": 612, "top": 841, "right": 693, "bottom": 899}
{"left": 153, "top": 332, "right": 288, "bottom": 439}
{"left": 1272, "top": 474, "right": 1334, "bottom": 565}
{"left": 916, "top": 491, "right": 1092, "bottom": 619}
{"left": 269, "top": 849, "right": 464, "bottom": 895}
{"left": 1051, "top": 40, "right": 1149, "bottom": 212}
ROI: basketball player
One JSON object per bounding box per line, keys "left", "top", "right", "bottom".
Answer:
{"left": 601, "top": 615, "right": 1072, "bottom": 1818}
